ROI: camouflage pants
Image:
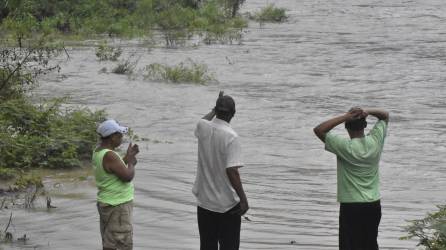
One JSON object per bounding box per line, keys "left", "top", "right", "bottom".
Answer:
{"left": 97, "top": 200, "right": 133, "bottom": 250}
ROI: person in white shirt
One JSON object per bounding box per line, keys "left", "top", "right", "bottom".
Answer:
{"left": 193, "top": 91, "right": 249, "bottom": 250}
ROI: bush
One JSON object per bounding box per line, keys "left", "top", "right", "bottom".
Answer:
{"left": 251, "top": 4, "right": 288, "bottom": 23}
{"left": 95, "top": 42, "right": 122, "bottom": 61}
{"left": 193, "top": 1, "right": 247, "bottom": 44}
{"left": 156, "top": 4, "right": 196, "bottom": 47}
{"left": 0, "top": 98, "right": 106, "bottom": 170}
{"left": 144, "top": 59, "right": 214, "bottom": 84}
{"left": 0, "top": 6, "right": 108, "bottom": 175}
{"left": 14, "top": 175, "right": 44, "bottom": 189}
{"left": 112, "top": 55, "right": 139, "bottom": 75}
{"left": 402, "top": 205, "right": 446, "bottom": 249}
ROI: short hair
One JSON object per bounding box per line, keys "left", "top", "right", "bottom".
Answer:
{"left": 215, "top": 95, "right": 235, "bottom": 118}
{"left": 345, "top": 117, "right": 367, "bottom": 131}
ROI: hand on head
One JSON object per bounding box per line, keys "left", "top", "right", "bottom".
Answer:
{"left": 346, "top": 107, "right": 368, "bottom": 121}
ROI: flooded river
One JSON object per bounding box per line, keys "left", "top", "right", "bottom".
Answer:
{"left": 2, "top": 0, "right": 446, "bottom": 249}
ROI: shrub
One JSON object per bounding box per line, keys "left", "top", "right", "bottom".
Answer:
{"left": 14, "top": 175, "right": 44, "bottom": 189}
{"left": 144, "top": 59, "right": 214, "bottom": 84}
{"left": 0, "top": 6, "right": 108, "bottom": 175}
{"left": 0, "top": 98, "right": 106, "bottom": 170}
{"left": 95, "top": 42, "right": 122, "bottom": 61}
{"left": 112, "top": 55, "right": 139, "bottom": 75}
{"left": 193, "top": 1, "right": 247, "bottom": 44}
{"left": 251, "top": 4, "right": 288, "bottom": 23}
{"left": 156, "top": 4, "right": 196, "bottom": 47}
{"left": 401, "top": 205, "right": 446, "bottom": 249}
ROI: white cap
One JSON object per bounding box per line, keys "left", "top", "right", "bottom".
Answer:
{"left": 97, "top": 119, "right": 129, "bottom": 138}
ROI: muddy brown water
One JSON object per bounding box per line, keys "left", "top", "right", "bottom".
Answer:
{"left": 2, "top": 0, "right": 446, "bottom": 249}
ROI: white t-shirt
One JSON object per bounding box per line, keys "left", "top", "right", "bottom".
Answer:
{"left": 193, "top": 118, "right": 244, "bottom": 213}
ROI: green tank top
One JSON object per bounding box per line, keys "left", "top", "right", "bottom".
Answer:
{"left": 92, "top": 148, "right": 134, "bottom": 205}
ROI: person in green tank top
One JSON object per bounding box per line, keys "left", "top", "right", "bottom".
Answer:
{"left": 93, "top": 119, "right": 139, "bottom": 250}
{"left": 314, "top": 108, "right": 389, "bottom": 250}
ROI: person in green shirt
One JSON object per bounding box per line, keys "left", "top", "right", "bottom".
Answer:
{"left": 93, "top": 119, "right": 139, "bottom": 250}
{"left": 314, "top": 108, "right": 389, "bottom": 250}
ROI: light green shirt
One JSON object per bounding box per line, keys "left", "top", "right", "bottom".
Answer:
{"left": 92, "top": 148, "right": 134, "bottom": 206}
{"left": 325, "top": 120, "right": 387, "bottom": 203}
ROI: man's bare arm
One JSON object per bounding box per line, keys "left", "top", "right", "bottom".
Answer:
{"left": 202, "top": 108, "right": 216, "bottom": 121}
{"left": 313, "top": 109, "right": 365, "bottom": 142}
{"left": 201, "top": 91, "right": 224, "bottom": 121}
{"left": 226, "top": 167, "right": 249, "bottom": 215}
{"left": 365, "top": 109, "right": 389, "bottom": 124}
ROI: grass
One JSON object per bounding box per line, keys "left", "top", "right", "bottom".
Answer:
{"left": 251, "top": 4, "right": 288, "bottom": 23}
{"left": 143, "top": 59, "right": 215, "bottom": 84}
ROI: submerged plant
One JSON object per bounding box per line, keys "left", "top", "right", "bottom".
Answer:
{"left": 401, "top": 205, "right": 446, "bottom": 249}
{"left": 144, "top": 59, "right": 214, "bottom": 84}
{"left": 95, "top": 42, "right": 122, "bottom": 61}
{"left": 112, "top": 55, "right": 139, "bottom": 75}
{"left": 251, "top": 4, "right": 288, "bottom": 23}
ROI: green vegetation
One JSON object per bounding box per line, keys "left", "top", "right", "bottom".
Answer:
{"left": 14, "top": 174, "right": 44, "bottom": 189}
{"left": 0, "top": 37, "right": 105, "bottom": 181}
{"left": 95, "top": 42, "right": 122, "bottom": 61}
{"left": 250, "top": 4, "right": 288, "bottom": 23}
{"left": 0, "top": 98, "right": 106, "bottom": 173}
{"left": 112, "top": 56, "right": 139, "bottom": 75}
{"left": 0, "top": 41, "right": 61, "bottom": 101}
{"left": 402, "top": 205, "right": 446, "bottom": 249}
{"left": 0, "top": 0, "right": 248, "bottom": 46}
{"left": 193, "top": 1, "right": 247, "bottom": 44}
{"left": 156, "top": 4, "right": 196, "bottom": 47}
{"left": 152, "top": 1, "right": 247, "bottom": 46}
{"left": 0, "top": 0, "right": 151, "bottom": 38}
{"left": 144, "top": 59, "right": 214, "bottom": 84}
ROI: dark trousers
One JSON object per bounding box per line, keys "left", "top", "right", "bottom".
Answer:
{"left": 339, "top": 200, "right": 381, "bottom": 250}
{"left": 197, "top": 204, "right": 241, "bottom": 250}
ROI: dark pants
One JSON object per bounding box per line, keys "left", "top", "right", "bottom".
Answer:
{"left": 339, "top": 200, "right": 381, "bottom": 250}
{"left": 197, "top": 204, "right": 241, "bottom": 250}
